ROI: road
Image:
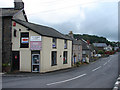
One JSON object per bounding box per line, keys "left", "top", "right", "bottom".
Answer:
{"left": 2, "top": 53, "right": 119, "bottom": 88}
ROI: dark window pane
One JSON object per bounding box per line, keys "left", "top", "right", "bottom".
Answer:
{"left": 64, "top": 40, "right": 67, "bottom": 49}
{"left": 33, "top": 65, "right": 39, "bottom": 72}
{"left": 51, "top": 51, "right": 57, "bottom": 66}
{"left": 63, "top": 51, "right": 67, "bottom": 64}
{"left": 52, "top": 38, "right": 57, "bottom": 48}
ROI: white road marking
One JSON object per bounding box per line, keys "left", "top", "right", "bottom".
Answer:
{"left": 47, "top": 73, "right": 87, "bottom": 86}
{"left": 92, "top": 66, "right": 101, "bottom": 72}
{"left": 91, "top": 62, "right": 95, "bottom": 64}
{"left": 103, "top": 62, "right": 107, "bottom": 65}
{"left": 108, "top": 59, "right": 111, "bottom": 62}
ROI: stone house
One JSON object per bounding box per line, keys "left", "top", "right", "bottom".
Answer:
{"left": 93, "top": 43, "right": 107, "bottom": 52}
{"left": 12, "top": 19, "right": 72, "bottom": 73}
{"left": 1, "top": 0, "right": 28, "bottom": 72}
{"left": 104, "top": 45, "right": 113, "bottom": 51}
{"left": 79, "top": 39, "right": 91, "bottom": 63}
{"left": 68, "top": 31, "right": 82, "bottom": 64}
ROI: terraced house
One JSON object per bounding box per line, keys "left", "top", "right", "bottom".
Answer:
{"left": 12, "top": 19, "right": 72, "bottom": 73}
{"left": 1, "top": 0, "right": 28, "bottom": 72}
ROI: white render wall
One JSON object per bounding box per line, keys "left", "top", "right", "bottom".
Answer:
{"left": 41, "top": 37, "right": 72, "bottom": 72}
{"left": 12, "top": 21, "right": 72, "bottom": 73}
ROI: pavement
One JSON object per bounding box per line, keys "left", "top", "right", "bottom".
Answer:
{"left": 113, "top": 75, "right": 120, "bottom": 90}
{"left": 2, "top": 53, "right": 119, "bottom": 89}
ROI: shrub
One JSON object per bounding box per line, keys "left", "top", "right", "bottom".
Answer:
{"left": 76, "top": 62, "right": 81, "bottom": 67}
{"left": 98, "top": 50, "right": 104, "bottom": 54}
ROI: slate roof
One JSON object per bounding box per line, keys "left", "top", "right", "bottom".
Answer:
{"left": 93, "top": 43, "right": 107, "bottom": 47}
{"left": 65, "top": 35, "right": 81, "bottom": 45}
{"left": 13, "top": 19, "right": 72, "bottom": 40}
{"left": 1, "top": 8, "right": 28, "bottom": 21}
{"left": 80, "top": 39, "right": 89, "bottom": 50}
{"left": 89, "top": 44, "right": 95, "bottom": 51}
{"left": 1, "top": 8, "right": 19, "bottom": 17}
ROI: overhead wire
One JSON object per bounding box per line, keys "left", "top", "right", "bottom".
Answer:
{"left": 28, "top": 0, "right": 118, "bottom": 15}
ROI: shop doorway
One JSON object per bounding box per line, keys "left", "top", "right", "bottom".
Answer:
{"left": 12, "top": 51, "right": 19, "bottom": 71}
{"left": 31, "top": 51, "right": 40, "bottom": 72}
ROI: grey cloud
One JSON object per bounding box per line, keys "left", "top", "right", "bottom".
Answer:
{"left": 28, "top": 2, "right": 118, "bottom": 41}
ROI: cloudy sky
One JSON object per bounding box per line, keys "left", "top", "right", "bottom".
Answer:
{"left": 0, "top": 0, "right": 119, "bottom": 41}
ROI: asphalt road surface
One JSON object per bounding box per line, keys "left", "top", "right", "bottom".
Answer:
{"left": 2, "top": 53, "right": 119, "bottom": 88}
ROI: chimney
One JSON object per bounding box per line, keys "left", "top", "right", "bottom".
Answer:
{"left": 14, "top": 0, "right": 24, "bottom": 10}
{"left": 69, "top": 31, "right": 74, "bottom": 38}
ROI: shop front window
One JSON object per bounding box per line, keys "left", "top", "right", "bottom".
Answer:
{"left": 32, "top": 55, "right": 39, "bottom": 64}
{"left": 32, "top": 54, "right": 40, "bottom": 72}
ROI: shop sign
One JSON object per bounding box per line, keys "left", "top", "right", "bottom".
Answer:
{"left": 30, "top": 41, "right": 42, "bottom": 50}
{"left": 21, "top": 37, "right": 29, "bottom": 43}
{"left": 30, "top": 36, "right": 41, "bottom": 41}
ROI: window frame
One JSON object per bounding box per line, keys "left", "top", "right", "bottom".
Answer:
{"left": 52, "top": 38, "right": 57, "bottom": 49}
{"left": 64, "top": 40, "right": 67, "bottom": 49}
{"left": 20, "top": 32, "right": 29, "bottom": 48}
{"left": 51, "top": 51, "right": 57, "bottom": 66}
{"left": 63, "top": 51, "right": 67, "bottom": 64}
{"left": 78, "top": 45, "right": 81, "bottom": 50}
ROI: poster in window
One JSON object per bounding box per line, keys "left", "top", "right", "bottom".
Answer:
{"left": 21, "top": 37, "right": 29, "bottom": 43}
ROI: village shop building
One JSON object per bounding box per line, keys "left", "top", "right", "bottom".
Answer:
{"left": 12, "top": 19, "right": 72, "bottom": 73}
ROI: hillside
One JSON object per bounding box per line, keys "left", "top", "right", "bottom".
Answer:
{"left": 74, "top": 34, "right": 117, "bottom": 47}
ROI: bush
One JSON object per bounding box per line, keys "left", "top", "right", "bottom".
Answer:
{"left": 76, "top": 62, "right": 81, "bottom": 67}
{"left": 2, "top": 63, "right": 10, "bottom": 67}
{"left": 98, "top": 50, "right": 104, "bottom": 54}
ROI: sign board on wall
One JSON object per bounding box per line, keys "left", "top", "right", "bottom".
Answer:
{"left": 30, "top": 41, "right": 42, "bottom": 50}
{"left": 30, "top": 36, "right": 41, "bottom": 41}
{"left": 21, "top": 38, "right": 29, "bottom": 43}
{"left": 30, "top": 36, "right": 42, "bottom": 50}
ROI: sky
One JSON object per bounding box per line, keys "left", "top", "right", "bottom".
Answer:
{"left": 0, "top": 0, "right": 119, "bottom": 41}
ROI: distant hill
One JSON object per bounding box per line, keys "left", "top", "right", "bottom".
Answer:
{"left": 73, "top": 34, "right": 117, "bottom": 47}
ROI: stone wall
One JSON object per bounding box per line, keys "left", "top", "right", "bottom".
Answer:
{"left": 2, "top": 17, "right": 12, "bottom": 72}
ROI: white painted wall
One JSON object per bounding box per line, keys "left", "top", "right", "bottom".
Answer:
{"left": 12, "top": 21, "right": 72, "bottom": 73}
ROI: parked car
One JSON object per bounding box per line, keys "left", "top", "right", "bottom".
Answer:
{"left": 94, "top": 54, "right": 101, "bottom": 57}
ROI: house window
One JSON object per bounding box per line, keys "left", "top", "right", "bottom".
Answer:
{"left": 63, "top": 51, "right": 67, "bottom": 64}
{"left": 78, "top": 53, "right": 81, "bottom": 61}
{"left": 14, "top": 29, "right": 17, "bottom": 37}
{"left": 20, "top": 32, "right": 29, "bottom": 48}
{"left": 64, "top": 40, "right": 67, "bottom": 49}
{"left": 78, "top": 45, "right": 80, "bottom": 50}
{"left": 51, "top": 51, "right": 57, "bottom": 66}
{"left": 52, "top": 38, "right": 57, "bottom": 48}
{"left": 82, "top": 51, "right": 86, "bottom": 54}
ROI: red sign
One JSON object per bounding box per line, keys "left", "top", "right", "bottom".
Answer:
{"left": 15, "top": 56, "right": 17, "bottom": 59}
{"left": 13, "top": 22, "right": 16, "bottom": 26}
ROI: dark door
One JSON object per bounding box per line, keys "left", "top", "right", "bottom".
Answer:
{"left": 12, "top": 51, "right": 19, "bottom": 70}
